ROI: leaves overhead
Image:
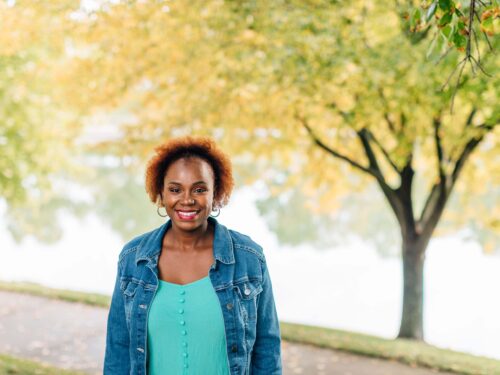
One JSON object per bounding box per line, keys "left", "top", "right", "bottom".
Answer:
{"left": 0, "top": 0, "right": 498, "bottom": 248}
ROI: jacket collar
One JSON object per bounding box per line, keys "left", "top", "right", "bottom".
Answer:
{"left": 135, "top": 216, "right": 235, "bottom": 265}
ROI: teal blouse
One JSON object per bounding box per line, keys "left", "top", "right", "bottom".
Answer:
{"left": 146, "top": 275, "right": 230, "bottom": 375}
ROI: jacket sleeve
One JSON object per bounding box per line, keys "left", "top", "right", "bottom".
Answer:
{"left": 104, "top": 259, "right": 131, "bottom": 374}
{"left": 251, "top": 258, "right": 282, "bottom": 374}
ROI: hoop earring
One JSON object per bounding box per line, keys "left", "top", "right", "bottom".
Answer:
{"left": 210, "top": 207, "right": 221, "bottom": 218}
{"left": 157, "top": 206, "right": 168, "bottom": 218}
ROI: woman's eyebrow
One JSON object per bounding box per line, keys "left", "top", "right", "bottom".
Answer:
{"left": 167, "top": 181, "right": 208, "bottom": 186}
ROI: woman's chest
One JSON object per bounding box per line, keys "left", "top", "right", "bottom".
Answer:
{"left": 157, "top": 246, "right": 215, "bottom": 285}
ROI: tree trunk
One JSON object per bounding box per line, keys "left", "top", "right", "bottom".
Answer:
{"left": 398, "top": 238, "right": 426, "bottom": 340}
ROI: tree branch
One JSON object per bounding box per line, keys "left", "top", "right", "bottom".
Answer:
{"left": 450, "top": 123, "right": 495, "bottom": 190}
{"left": 419, "top": 122, "right": 494, "bottom": 238}
{"left": 465, "top": 107, "right": 478, "bottom": 128}
{"left": 296, "top": 113, "right": 374, "bottom": 176}
{"left": 433, "top": 116, "right": 447, "bottom": 185}
{"left": 357, "top": 128, "right": 387, "bottom": 182}
{"left": 357, "top": 128, "right": 410, "bottom": 228}
{"left": 466, "top": 0, "right": 476, "bottom": 58}
{"left": 377, "top": 88, "right": 398, "bottom": 135}
{"left": 418, "top": 183, "right": 441, "bottom": 232}
{"left": 365, "top": 129, "right": 401, "bottom": 173}
{"left": 418, "top": 115, "right": 448, "bottom": 234}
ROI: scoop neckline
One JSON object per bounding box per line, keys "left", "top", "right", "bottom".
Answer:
{"left": 159, "top": 275, "right": 210, "bottom": 287}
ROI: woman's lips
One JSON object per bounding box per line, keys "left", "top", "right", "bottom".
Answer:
{"left": 176, "top": 210, "right": 199, "bottom": 220}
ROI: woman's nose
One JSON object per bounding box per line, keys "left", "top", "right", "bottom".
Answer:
{"left": 181, "top": 193, "right": 195, "bottom": 205}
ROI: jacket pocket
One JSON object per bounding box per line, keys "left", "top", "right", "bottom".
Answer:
{"left": 120, "top": 278, "right": 140, "bottom": 325}
{"left": 234, "top": 280, "right": 263, "bottom": 322}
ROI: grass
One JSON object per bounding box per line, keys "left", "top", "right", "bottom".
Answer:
{"left": 0, "top": 281, "right": 110, "bottom": 308}
{"left": 0, "top": 353, "right": 84, "bottom": 375}
{"left": 280, "top": 321, "right": 500, "bottom": 375}
{"left": 2, "top": 280, "right": 500, "bottom": 375}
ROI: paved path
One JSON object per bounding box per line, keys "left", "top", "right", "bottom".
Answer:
{"left": 0, "top": 290, "right": 453, "bottom": 375}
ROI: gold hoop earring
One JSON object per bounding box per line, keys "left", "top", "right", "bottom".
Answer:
{"left": 157, "top": 206, "right": 168, "bottom": 218}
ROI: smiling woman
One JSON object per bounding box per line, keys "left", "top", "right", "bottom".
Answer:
{"left": 160, "top": 157, "right": 219, "bottom": 233}
{"left": 145, "top": 136, "right": 234, "bottom": 213}
{"left": 103, "top": 136, "right": 282, "bottom": 375}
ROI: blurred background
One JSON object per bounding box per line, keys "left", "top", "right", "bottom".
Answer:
{"left": 0, "top": 0, "right": 499, "bottom": 373}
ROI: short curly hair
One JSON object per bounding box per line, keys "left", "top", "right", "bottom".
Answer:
{"left": 145, "top": 136, "right": 234, "bottom": 209}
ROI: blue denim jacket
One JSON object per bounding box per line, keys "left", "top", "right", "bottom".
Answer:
{"left": 104, "top": 216, "right": 282, "bottom": 375}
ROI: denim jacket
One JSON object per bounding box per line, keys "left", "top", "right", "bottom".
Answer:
{"left": 104, "top": 216, "right": 282, "bottom": 375}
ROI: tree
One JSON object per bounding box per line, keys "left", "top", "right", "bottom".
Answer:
{"left": 3, "top": 0, "right": 498, "bottom": 340}
{"left": 0, "top": 1, "right": 81, "bottom": 208}
{"left": 402, "top": 0, "right": 499, "bottom": 109}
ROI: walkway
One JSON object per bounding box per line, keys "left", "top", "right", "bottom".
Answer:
{"left": 0, "top": 291, "right": 452, "bottom": 374}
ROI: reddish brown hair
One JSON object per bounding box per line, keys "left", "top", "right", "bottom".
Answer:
{"left": 145, "top": 136, "right": 234, "bottom": 209}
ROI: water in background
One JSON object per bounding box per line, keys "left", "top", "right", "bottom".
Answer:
{"left": 1, "top": 187, "right": 499, "bottom": 360}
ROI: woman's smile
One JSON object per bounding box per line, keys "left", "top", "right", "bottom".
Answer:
{"left": 175, "top": 210, "right": 200, "bottom": 220}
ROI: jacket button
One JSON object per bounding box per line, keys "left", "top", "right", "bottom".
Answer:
{"left": 226, "top": 303, "right": 233, "bottom": 310}
{"left": 231, "top": 344, "right": 237, "bottom": 353}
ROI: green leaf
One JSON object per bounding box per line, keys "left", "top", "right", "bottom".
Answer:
{"left": 438, "top": 0, "right": 452, "bottom": 11}
{"left": 414, "top": 8, "right": 422, "bottom": 21}
{"left": 435, "top": 32, "right": 445, "bottom": 53}
{"left": 411, "top": 9, "right": 422, "bottom": 28}
{"left": 441, "top": 24, "right": 454, "bottom": 38}
{"left": 438, "top": 12, "right": 452, "bottom": 27}
{"left": 453, "top": 32, "right": 467, "bottom": 48}
{"left": 426, "top": 2, "right": 438, "bottom": 22}
{"left": 482, "top": 16, "right": 493, "bottom": 30}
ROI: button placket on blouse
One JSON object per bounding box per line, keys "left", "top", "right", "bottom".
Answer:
{"left": 179, "top": 288, "right": 188, "bottom": 373}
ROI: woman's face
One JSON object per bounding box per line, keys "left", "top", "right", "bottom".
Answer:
{"left": 161, "top": 157, "right": 216, "bottom": 232}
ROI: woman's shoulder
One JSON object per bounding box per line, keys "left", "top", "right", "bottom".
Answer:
{"left": 227, "top": 228, "right": 265, "bottom": 262}
{"left": 117, "top": 228, "right": 157, "bottom": 263}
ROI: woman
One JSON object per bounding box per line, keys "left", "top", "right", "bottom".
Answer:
{"left": 104, "top": 136, "right": 282, "bottom": 375}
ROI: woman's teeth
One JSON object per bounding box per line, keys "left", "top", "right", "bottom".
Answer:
{"left": 177, "top": 211, "right": 198, "bottom": 219}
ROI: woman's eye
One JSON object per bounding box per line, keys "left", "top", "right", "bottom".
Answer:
{"left": 194, "top": 188, "right": 207, "bottom": 193}
{"left": 169, "top": 188, "right": 180, "bottom": 193}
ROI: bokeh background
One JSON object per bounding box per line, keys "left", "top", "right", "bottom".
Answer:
{"left": 0, "top": 0, "right": 499, "bottom": 371}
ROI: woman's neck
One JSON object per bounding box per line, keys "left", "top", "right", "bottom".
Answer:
{"left": 166, "top": 220, "right": 214, "bottom": 252}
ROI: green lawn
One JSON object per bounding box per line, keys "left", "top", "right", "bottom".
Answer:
{"left": 0, "top": 353, "right": 84, "bottom": 375}
{"left": 281, "top": 322, "right": 500, "bottom": 375}
{"left": 0, "top": 281, "right": 110, "bottom": 308}
{"left": 2, "top": 280, "right": 500, "bottom": 375}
